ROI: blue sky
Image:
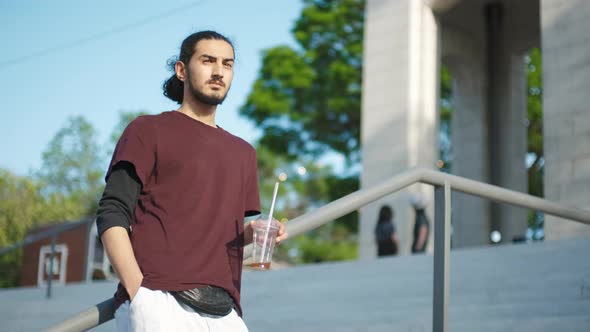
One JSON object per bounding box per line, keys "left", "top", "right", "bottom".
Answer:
{"left": 0, "top": 0, "right": 303, "bottom": 176}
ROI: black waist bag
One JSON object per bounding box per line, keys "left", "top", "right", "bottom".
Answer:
{"left": 171, "top": 286, "right": 234, "bottom": 317}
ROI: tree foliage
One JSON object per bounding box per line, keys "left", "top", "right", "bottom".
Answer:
{"left": 525, "top": 48, "right": 543, "bottom": 199}
{"left": 255, "top": 145, "right": 358, "bottom": 264}
{"left": 525, "top": 48, "right": 544, "bottom": 233}
{"left": 241, "top": 0, "right": 364, "bottom": 164}
{"left": 241, "top": 0, "right": 365, "bottom": 263}
{"left": 0, "top": 169, "right": 87, "bottom": 286}
{"left": 37, "top": 116, "right": 103, "bottom": 214}
{"left": 439, "top": 65, "right": 453, "bottom": 172}
{"left": 1, "top": 115, "right": 105, "bottom": 287}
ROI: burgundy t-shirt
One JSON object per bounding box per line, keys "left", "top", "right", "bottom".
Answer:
{"left": 107, "top": 111, "right": 260, "bottom": 315}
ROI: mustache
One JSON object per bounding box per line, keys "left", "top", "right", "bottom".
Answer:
{"left": 207, "top": 78, "right": 225, "bottom": 87}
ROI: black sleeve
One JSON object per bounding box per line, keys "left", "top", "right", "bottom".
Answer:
{"left": 96, "top": 161, "right": 141, "bottom": 237}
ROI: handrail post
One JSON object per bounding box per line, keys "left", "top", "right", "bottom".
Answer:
{"left": 433, "top": 181, "right": 451, "bottom": 332}
{"left": 47, "top": 235, "right": 57, "bottom": 299}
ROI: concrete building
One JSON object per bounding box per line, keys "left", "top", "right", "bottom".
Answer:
{"left": 360, "top": 0, "right": 590, "bottom": 259}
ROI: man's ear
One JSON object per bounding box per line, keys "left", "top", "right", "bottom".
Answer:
{"left": 175, "top": 61, "right": 186, "bottom": 82}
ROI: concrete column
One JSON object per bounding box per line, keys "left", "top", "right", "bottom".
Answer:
{"left": 493, "top": 53, "right": 528, "bottom": 243}
{"left": 442, "top": 24, "right": 491, "bottom": 248}
{"left": 360, "top": 0, "right": 439, "bottom": 259}
{"left": 439, "top": 1, "right": 530, "bottom": 247}
{"left": 541, "top": 0, "right": 590, "bottom": 239}
{"left": 486, "top": 3, "right": 528, "bottom": 244}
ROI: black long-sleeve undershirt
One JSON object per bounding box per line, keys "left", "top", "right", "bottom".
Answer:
{"left": 96, "top": 162, "right": 141, "bottom": 237}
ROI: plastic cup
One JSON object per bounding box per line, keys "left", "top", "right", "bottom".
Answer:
{"left": 249, "top": 214, "right": 281, "bottom": 270}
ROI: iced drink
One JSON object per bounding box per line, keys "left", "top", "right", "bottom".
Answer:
{"left": 249, "top": 215, "right": 280, "bottom": 270}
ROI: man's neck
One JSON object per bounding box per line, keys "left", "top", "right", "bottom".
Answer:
{"left": 177, "top": 98, "right": 217, "bottom": 128}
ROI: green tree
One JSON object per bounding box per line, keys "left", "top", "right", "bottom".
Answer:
{"left": 439, "top": 65, "right": 453, "bottom": 173}
{"left": 0, "top": 170, "right": 42, "bottom": 286}
{"left": 1, "top": 111, "right": 151, "bottom": 286}
{"left": 0, "top": 169, "right": 85, "bottom": 287}
{"left": 241, "top": 0, "right": 364, "bottom": 263}
{"left": 255, "top": 145, "right": 358, "bottom": 264}
{"left": 241, "top": 0, "right": 364, "bottom": 164}
{"left": 37, "top": 116, "right": 103, "bottom": 215}
{"left": 525, "top": 48, "right": 544, "bottom": 234}
{"left": 525, "top": 48, "right": 543, "bottom": 198}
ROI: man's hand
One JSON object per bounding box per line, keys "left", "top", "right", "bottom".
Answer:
{"left": 127, "top": 275, "right": 144, "bottom": 301}
{"left": 244, "top": 218, "right": 289, "bottom": 246}
{"left": 276, "top": 221, "right": 288, "bottom": 243}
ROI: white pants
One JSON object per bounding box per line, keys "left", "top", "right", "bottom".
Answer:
{"left": 114, "top": 287, "right": 249, "bottom": 332}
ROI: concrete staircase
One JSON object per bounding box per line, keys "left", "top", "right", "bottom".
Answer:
{"left": 1, "top": 237, "right": 589, "bottom": 331}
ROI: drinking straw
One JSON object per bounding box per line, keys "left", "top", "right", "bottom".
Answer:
{"left": 260, "top": 181, "right": 280, "bottom": 261}
{"left": 268, "top": 181, "right": 280, "bottom": 225}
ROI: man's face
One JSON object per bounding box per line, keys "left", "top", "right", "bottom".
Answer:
{"left": 184, "top": 39, "right": 234, "bottom": 105}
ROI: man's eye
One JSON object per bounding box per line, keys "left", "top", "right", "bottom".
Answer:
{"left": 224, "top": 63, "right": 233, "bottom": 68}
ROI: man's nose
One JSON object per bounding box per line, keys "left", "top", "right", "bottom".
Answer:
{"left": 212, "top": 63, "right": 224, "bottom": 77}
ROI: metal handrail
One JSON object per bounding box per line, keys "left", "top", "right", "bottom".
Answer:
{"left": 44, "top": 168, "right": 590, "bottom": 331}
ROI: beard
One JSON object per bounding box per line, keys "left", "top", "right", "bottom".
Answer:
{"left": 186, "top": 76, "right": 229, "bottom": 106}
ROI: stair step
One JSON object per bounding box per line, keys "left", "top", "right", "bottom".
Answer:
{"left": 0, "top": 237, "right": 588, "bottom": 332}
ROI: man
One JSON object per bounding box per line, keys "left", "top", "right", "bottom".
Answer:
{"left": 96, "top": 30, "right": 287, "bottom": 331}
{"left": 410, "top": 194, "right": 430, "bottom": 253}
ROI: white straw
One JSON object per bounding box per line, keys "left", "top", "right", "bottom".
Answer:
{"left": 260, "top": 181, "right": 280, "bottom": 262}
{"left": 267, "top": 181, "right": 280, "bottom": 225}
